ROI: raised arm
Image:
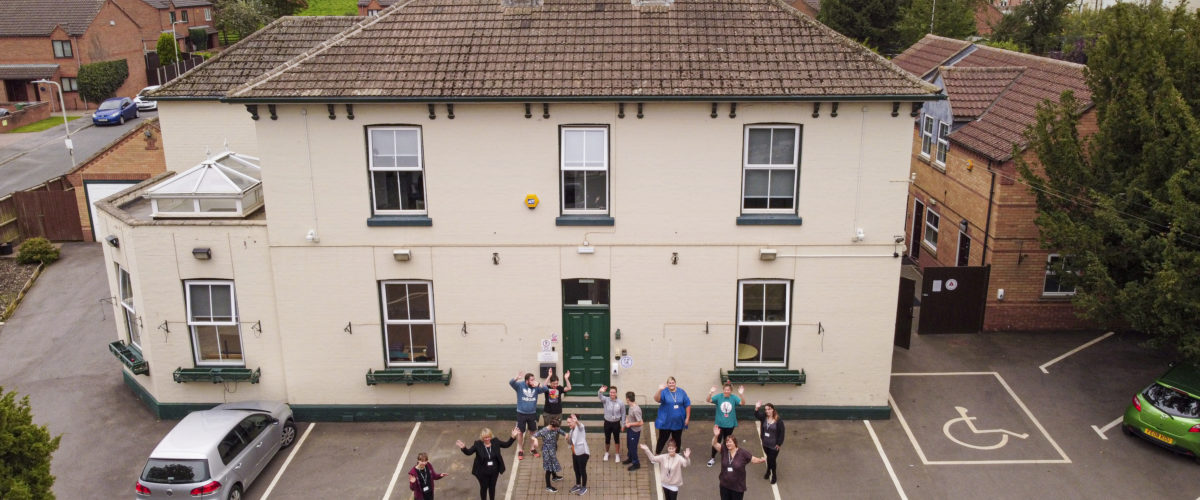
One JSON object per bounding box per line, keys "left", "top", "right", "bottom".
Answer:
{"left": 653, "top": 384, "right": 665, "bottom": 403}
{"left": 737, "top": 385, "right": 745, "bottom": 403}
{"left": 598, "top": 386, "right": 608, "bottom": 401}
{"left": 710, "top": 425, "right": 722, "bottom": 453}
{"left": 750, "top": 455, "right": 767, "bottom": 464}
{"left": 563, "top": 370, "right": 572, "bottom": 392}
{"left": 458, "top": 440, "right": 476, "bottom": 455}
{"left": 707, "top": 386, "right": 717, "bottom": 403}
{"left": 543, "top": 367, "right": 554, "bottom": 386}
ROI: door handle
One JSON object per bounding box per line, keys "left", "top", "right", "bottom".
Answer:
{"left": 235, "top": 462, "right": 242, "bottom": 469}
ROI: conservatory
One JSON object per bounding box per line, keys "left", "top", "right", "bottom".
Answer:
{"left": 144, "top": 152, "right": 263, "bottom": 218}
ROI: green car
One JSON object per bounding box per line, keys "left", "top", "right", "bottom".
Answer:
{"left": 1123, "top": 363, "right": 1200, "bottom": 460}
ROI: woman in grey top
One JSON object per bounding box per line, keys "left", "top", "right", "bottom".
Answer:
{"left": 598, "top": 385, "right": 626, "bottom": 463}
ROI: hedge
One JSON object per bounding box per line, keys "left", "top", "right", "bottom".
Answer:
{"left": 77, "top": 59, "right": 129, "bottom": 104}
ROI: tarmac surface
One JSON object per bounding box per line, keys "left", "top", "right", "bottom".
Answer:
{"left": 2, "top": 244, "right": 1199, "bottom": 499}
{"left": 0, "top": 110, "right": 150, "bottom": 197}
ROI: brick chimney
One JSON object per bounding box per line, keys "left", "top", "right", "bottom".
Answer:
{"left": 632, "top": 0, "right": 674, "bottom": 11}
{"left": 501, "top": 0, "right": 542, "bottom": 15}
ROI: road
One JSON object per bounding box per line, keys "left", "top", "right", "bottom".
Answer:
{"left": 0, "top": 111, "right": 150, "bottom": 198}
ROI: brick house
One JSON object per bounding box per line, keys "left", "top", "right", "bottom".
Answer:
{"left": 893, "top": 35, "right": 1096, "bottom": 331}
{"left": 63, "top": 117, "right": 166, "bottom": 242}
{"left": 0, "top": 0, "right": 149, "bottom": 110}
{"left": 127, "top": 0, "right": 219, "bottom": 52}
{"left": 358, "top": 0, "right": 398, "bottom": 16}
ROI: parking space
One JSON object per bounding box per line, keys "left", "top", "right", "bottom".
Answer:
{"left": 245, "top": 422, "right": 414, "bottom": 500}
{"left": 391, "top": 421, "right": 494, "bottom": 500}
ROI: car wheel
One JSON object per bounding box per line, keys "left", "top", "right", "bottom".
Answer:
{"left": 280, "top": 420, "right": 297, "bottom": 448}
{"left": 228, "top": 484, "right": 243, "bottom": 500}
{"left": 118, "top": 116, "right": 125, "bottom": 125}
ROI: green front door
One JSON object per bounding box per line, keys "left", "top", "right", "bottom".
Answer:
{"left": 563, "top": 307, "right": 610, "bottom": 394}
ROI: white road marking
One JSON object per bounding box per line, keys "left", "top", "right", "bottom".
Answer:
{"left": 650, "top": 423, "right": 663, "bottom": 500}
{"left": 890, "top": 372, "right": 1072, "bottom": 465}
{"left": 382, "top": 422, "right": 421, "bottom": 500}
{"left": 755, "top": 421, "right": 782, "bottom": 500}
{"left": 260, "top": 422, "right": 315, "bottom": 500}
{"left": 503, "top": 443, "right": 519, "bottom": 500}
{"left": 1092, "top": 417, "right": 1123, "bottom": 440}
{"left": 1039, "top": 331, "right": 1116, "bottom": 373}
{"left": 865, "top": 420, "right": 908, "bottom": 500}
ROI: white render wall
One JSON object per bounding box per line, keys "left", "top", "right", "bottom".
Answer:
{"left": 157, "top": 101, "right": 259, "bottom": 173}
{"left": 106, "top": 100, "right": 914, "bottom": 409}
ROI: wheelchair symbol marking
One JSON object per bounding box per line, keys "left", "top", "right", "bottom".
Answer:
{"left": 943, "top": 406, "right": 1029, "bottom": 450}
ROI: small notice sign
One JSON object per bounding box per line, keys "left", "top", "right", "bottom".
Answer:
{"left": 541, "top": 339, "right": 552, "bottom": 352}
{"left": 932, "top": 280, "right": 943, "bottom": 292}
{"left": 946, "top": 279, "right": 958, "bottom": 291}
{"left": 619, "top": 355, "right": 634, "bottom": 369}
{"left": 550, "top": 333, "right": 559, "bottom": 343}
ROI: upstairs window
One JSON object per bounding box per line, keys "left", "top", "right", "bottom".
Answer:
{"left": 742, "top": 125, "right": 800, "bottom": 212}
{"left": 368, "top": 9, "right": 380, "bottom": 16}
{"left": 169, "top": 11, "right": 176, "bottom": 23}
{"left": 935, "top": 121, "right": 950, "bottom": 166}
{"left": 560, "top": 127, "right": 609, "bottom": 214}
{"left": 52, "top": 40, "right": 72, "bottom": 58}
{"left": 205, "top": 8, "right": 212, "bottom": 21}
{"left": 1044, "top": 254, "right": 1077, "bottom": 296}
{"left": 923, "top": 207, "right": 940, "bottom": 250}
{"left": 180, "top": 9, "right": 189, "bottom": 22}
{"left": 368, "top": 127, "right": 426, "bottom": 214}
{"left": 920, "top": 115, "right": 934, "bottom": 157}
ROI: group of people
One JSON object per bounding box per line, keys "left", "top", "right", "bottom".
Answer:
{"left": 405, "top": 369, "right": 787, "bottom": 500}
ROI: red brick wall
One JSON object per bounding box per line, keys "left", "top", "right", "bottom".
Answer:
{"left": 65, "top": 118, "right": 166, "bottom": 241}
{"left": 359, "top": 0, "right": 384, "bottom": 16}
{"left": 79, "top": 1, "right": 150, "bottom": 106}
{"left": 0, "top": 102, "right": 52, "bottom": 132}
{"left": 112, "top": 0, "right": 165, "bottom": 50}
{"left": 0, "top": 27, "right": 86, "bottom": 110}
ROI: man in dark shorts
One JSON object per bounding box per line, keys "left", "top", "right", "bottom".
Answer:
{"left": 510, "top": 371, "right": 549, "bottom": 460}
{"left": 542, "top": 368, "right": 572, "bottom": 426}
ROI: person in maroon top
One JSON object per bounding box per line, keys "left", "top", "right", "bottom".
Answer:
{"left": 710, "top": 425, "right": 766, "bottom": 500}
{"left": 408, "top": 452, "right": 448, "bottom": 500}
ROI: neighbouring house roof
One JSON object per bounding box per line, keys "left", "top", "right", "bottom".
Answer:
{"left": 151, "top": 16, "right": 362, "bottom": 99}
{"left": 975, "top": 1, "right": 1003, "bottom": 36}
{"left": 898, "top": 34, "right": 1091, "bottom": 162}
{"left": 787, "top": 0, "right": 819, "bottom": 16}
{"left": 142, "top": 0, "right": 212, "bottom": 8}
{"left": 0, "top": 0, "right": 104, "bottom": 37}
{"left": 228, "top": 0, "right": 940, "bottom": 101}
{"left": 940, "top": 66, "right": 1023, "bottom": 121}
{"left": 891, "top": 34, "right": 971, "bottom": 79}
{"left": 0, "top": 63, "right": 59, "bottom": 80}
{"left": 358, "top": 0, "right": 399, "bottom": 6}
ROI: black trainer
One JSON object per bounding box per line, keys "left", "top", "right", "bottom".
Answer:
{"left": 546, "top": 486, "right": 558, "bottom": 492}
{"left": 628, "top": 463, "right": 641, "bottom": 471}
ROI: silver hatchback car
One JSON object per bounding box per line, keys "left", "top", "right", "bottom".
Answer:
{"left": 135, "top": 401, "right": 297, "bottom": 500}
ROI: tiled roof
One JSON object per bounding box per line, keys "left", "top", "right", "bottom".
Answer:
{"left": 229, "top": 0, "right": 940, "bottom": 101}
{"left": 891, "top": 34, "right": 970, "bottom": 79}
{"left": 358, "top": 0, "right": 400, "bottom": 6}
{"left": 940, "top": 66, "right": 1023, "bottom": 120}
{"left": 0, "top": 0, "right": 104, "bottom": 37}
{"left": 142, "top": 0, "right": 213, "bottom": 8}
{"left": 0, "top": 63, "right": 59, "bottom": 79}
{"left": 152, "top": 16, "right": 363, "bottom": 99}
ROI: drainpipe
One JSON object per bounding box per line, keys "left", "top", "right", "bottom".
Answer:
{"left": 72, "top": 34, "right": 85, "bottom": 110}
{"left": 981, "top": 159, "right": 996, "bottom": 266}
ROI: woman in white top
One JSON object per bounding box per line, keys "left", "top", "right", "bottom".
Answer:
{"left": 640, "top": 440, "right": 691, "bottom": 500}
{"left": 565, "top": 414, "right": 591, "bottom": 495}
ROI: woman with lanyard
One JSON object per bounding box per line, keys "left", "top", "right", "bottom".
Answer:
{"left": 711, "top": 425, "right": 766, "bottom": 500}
{"left": 457, "top": 427, "right": 519, "bottom": 500}
{"left": 407, "top": 452, "right": 447, "bottom": 500}
{"left": 754, "top": 401, "right": 786, "bottom": 484}
{"left": 639, "top": 440, "right": 691, "bottom": 500}
{"left": 653, "top": 376, "right": 691, "bottom": 453}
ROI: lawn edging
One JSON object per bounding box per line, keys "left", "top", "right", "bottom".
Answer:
{"left": 1, "top": 262, "right": 44, "bottom": 322}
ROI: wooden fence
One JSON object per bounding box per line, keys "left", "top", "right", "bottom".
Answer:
{"left": 0, "top": 175, "right": 83, "bottom": 244}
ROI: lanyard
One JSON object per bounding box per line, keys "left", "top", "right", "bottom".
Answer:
{"left": 418, "top": 467, "right": 430, "bottom": 485}
{"left": 727, "top": 447, "right": 736, "bottom": 466}
{"left": 668, "top": 389, "right": 677, "bottom": 405}
{"left": 482, "top": 444, "right": 492, "bottom": 460}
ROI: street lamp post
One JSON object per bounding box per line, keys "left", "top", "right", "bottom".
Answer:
{"left": 32, "top": 79, "right": 75, "bottom": 167}
{"left": 170, "top": 20, "right": 188, "bottom": 78}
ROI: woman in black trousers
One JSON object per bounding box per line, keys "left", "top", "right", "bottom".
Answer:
{"left": 457, "top": 427, "right": 519, "bottom": 500}
{"left": 754, "top": 401, "right": 785, "bottom": 484}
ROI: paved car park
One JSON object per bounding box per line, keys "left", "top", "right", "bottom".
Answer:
{"left": 3, "top": 244, "right": 1200, "bottom": 499}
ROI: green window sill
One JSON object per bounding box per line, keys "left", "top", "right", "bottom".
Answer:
{"left": 555, "top": 215, "right": 615, "bottom": 226}
{"left": 736, "top": 214, "right": 803, "bottom": 226}
{"left": 721, "top": 368, "right": 806, "bottom": 385}
{"left": 366, "top": 367, "right": 452, "bottom": 386}
{"left": 367, "top": 215, "right": 433, "bottom": 227}
{"left": 173, "top": 366, "right": 261, "bottom": 384}
{"left": 108, "top": 340, "right": 149, "bottom": 375}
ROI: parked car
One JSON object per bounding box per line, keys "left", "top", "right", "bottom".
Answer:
{"left": 135, "top": 401, "right": 297, "bottom": 500}
{"left": 1123, "top": 362, "right": 1200, "bottom": 461}
{"left": 134, "top": 86, "right": 161, "bottom": 111}
{"left": 93, "top": 97, "right": 138, "bottom": 126}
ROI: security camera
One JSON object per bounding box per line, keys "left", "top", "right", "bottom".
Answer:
{"left": 894, "top": 236, "right": 905, "bottom": 244}
{"left": 305, "top": 229, "right": 319, "bottom": 243}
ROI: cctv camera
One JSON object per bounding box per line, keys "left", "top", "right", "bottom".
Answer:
{"left": 894, "top": 236, "right": 905, "bottom": 244}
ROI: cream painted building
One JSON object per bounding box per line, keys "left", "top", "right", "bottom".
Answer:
{"left": 98, "top": 0, "right": 941, "bottom": 420}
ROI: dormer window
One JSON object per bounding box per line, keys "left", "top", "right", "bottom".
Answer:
{"left": 144, "top": 152, "right": 264, "bottom": 218}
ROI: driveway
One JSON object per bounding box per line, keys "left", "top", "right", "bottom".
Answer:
{"left": 0, "top": 111, "right": 150, "bottom": 197}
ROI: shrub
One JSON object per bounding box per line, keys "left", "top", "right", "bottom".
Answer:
{"left": 188, "top": 27, "right": 209, "bottom": 50}
{"left": 156, "top": 32, "right": 178, "bottom": 65}
{"left": 77, "top": 59, "right": 129, "bottom": 105}
{"left": 0, "top": 388, "right": 61, "bottom": 500}
{"left": 16, "top": 238, "right": 59, "bottom": 266}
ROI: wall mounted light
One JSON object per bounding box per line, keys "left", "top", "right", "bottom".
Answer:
{"left": 305, "top": 229, "right": 319, "bottom": 243}
{"left": 392, "top": 249, "right": 411, "bottom": 261}
{"left": 492, "top": 252, "right": 500, "bottom": 265}
{"left": 960, "top": 219, "right": 969, "bottom": 232}
{"left": 105, "top": 235, "right": 119, "bottom": 248}
{"left": 615, "top": 328, "right": 622, "bottom": 340}
{"left": 192, "top": 247, "right": 211, "bottom": 260}
{"left": 759, "top": 248, "right": 777, "bottom": 261}
{"left": 671, "top": 252, "right": 678, "bottom": 265}
{"left": 577, "top": 245, "right": 595, "bottom": 254}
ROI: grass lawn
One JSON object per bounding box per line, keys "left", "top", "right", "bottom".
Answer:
{"left": 8, "top": 115, "right": 83, "bottom": 133}
{"left": 297, "top": 0, "right": 357, "bottom": 16}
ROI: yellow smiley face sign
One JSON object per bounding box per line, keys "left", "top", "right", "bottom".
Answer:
{"left": 525, "top": 194, "right": 539, "bottom": 209}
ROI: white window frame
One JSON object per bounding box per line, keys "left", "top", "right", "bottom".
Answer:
{"left": 204, "top": 8, "right": 212, "bottom": 21}
{"left": 368, "top": 126, "right": 427, "bottom": 215}
{"left": 1043, "top": 254, "right": 1077, "bottom": 296}
{"left": 117, "top": 265, "right": 141, "bottom": 349}
{"left": 380, "top": 280, "right": 438, "bottom": 367}
{"left": 180, "top": 9, "right": 188, "bottom": 22}
{"left": 935, "top": 121, "right": 950, "bottom": 166}
{"left": 560, "top": 126, "right": 609, "bottom": 215}
{"left": 736, "top": 279, "right": 791, "bottom": 368}
{"left": 923, "top": 207, "right": 939, "bottom": 251}
{"left": 920, "top": 115, "right": 934, "bottom": 158}
{"left": 169, "top": 11, "right": 176, "bottom": 23}
{"left": 741, "top": 125, "right": 800, "bottom": 214}
{"left": 368, "top": 9, "right": 380, "bottom": 16}
{"left": 185, "top": 280, "right": 244, "bottom": 366}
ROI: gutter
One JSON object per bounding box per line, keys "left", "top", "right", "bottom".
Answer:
{"left": 219, "top": 93, "right": 947, "bottom": 105}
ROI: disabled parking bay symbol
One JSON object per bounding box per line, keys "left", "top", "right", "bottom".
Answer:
{"left": 943, "top": 406, "right": 1028, "bottom": 450}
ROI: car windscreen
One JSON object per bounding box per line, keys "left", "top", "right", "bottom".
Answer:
{"left": 1143, "top": 383, "right": 1200, "bottom": 418}
{"left": 141, "top": 459, "right": 209, "bottom": 484}
{"left": 98, "top": 100, "right": 122, "bottom": 110}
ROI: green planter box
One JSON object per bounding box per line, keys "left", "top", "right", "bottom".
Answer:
{"left": 366, "top": 367, "right": 452, "bottom": 386}
{"left": 173, "top": 366, "right": 260, "bottom": 384}
{"left": 108, "top": 340, "right": 148, "bottom": 375}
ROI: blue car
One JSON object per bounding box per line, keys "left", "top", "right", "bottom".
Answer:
{"left": 92, "top": 97, "right": 138, "bottom": 126}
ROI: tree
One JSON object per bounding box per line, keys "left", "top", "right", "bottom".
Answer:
{"left": 0, "top": 388, "right": 61, "bottom": 500}
{"left": 215, "top": 0, "right": 270, "bottom": 41}
{"left": 156, "top": 32, "right": 177, "bottom": 65}
{"left": 991, "top": 0, "right": 1072, "bottom": 55}
{"left": 262, "top": 0, "right": 307, "bottom": 18}
{"left": 819, "top": 0, "right": 904, "bottom": 55}
{"left": 896, "top": 0, "right": 978, "bottom": 50}
{"left": 1018, "top": 3, "right": 1200, "bottom": 361}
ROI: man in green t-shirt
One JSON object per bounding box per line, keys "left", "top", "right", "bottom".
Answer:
{"left": 706, "top": 382, "right": 745, "bottom": 467}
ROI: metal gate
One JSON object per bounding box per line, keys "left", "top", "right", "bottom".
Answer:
{"left": 14, "top": 190, "right": 83, "bottom": 241}
{"left": 917, "top": 266, "right": 990, "bottom": 334}
{"left": 894, "top": 277, "right": 915, "bottom": 349}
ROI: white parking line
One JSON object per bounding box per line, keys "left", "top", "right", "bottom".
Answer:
{"left": 1039, "top": 331, "right": 1115, "bottom": 374}
{"left": 650, "top": 423, "right": 663, "bottom": 500}
{"left": 381, "top": 422, "right": 421, "bottom": 500}
{"left": 503, "top": 445, "right": 519, "bottom": 500}
{"left": 865, "top": 420, "right": 908, "bottom": 500}
{"left": 260, "top": 422, "right": 315, "bottom": 500}
{"left": 755, "top": 421, "right": 782, "bottom": 500}
{"left": 1092, "top": 417, "right": 1123, "bottom": 440}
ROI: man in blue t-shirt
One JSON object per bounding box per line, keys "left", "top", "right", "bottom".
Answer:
{"left": 511, "top": 371, "right": 550, "bottom": 460}
{"left": 706, "top": 382, "right": 745, "bottom": 466}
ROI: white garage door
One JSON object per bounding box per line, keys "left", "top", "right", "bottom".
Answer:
{"left": 84, "top": 181, "right": 137, "bottom": 242}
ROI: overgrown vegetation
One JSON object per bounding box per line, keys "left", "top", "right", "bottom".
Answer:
{"left": 15, "top": 238, "right": 59, "bottom": 266}
{"left": 820, "top": 0, "right": 977, "bottom": 57}
{"left": 297, "top": 0, "right": 353, "bottom": 16}
{"left": 0, "top": 388, "right": 61, "bottom": 500}
{"left": 215, "top": 0, "right": 271, "bottom": 41}
{"left": 76, "top": 59, "right": 128, "bottom": 105}
{"left": 189, "top": 27, "right": 209, "bottom": 50}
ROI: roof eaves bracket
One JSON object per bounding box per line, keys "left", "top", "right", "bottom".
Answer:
{"left": 618, "top": 103, "right": 625, "bottom": 119}
{"left": 327, "top": 104, "right": 336, "bottom": 120}
{"left": 346, "top": 104, "right": 354, "bottom": 120}
{"left": 812, "top": 102, "right": 820, "bottom": 118}
{"left": 911, "top": 102, "right": 922, "bottom": 117}
{"left": 245, "top": 105, "right": 259, "bottom": 121}
{"left": 524, "top": 103, "right": 532, "bottom": 119}
{"left": 728, "top": 102, "right": 736, "bottom": 119}
{"left": 892, "top": 102, "right": 901, "bottom": 117}
{"left": 447, "top": 103, "right": 454, "bottom": 120}
{"left": 428, "top": 104, "right": 436, "bottom": 120}
{"left": 637, "top": 103, "right": 644, "bottom": 119}
{"left": 543, "top": 103, "right": 550, "bottom": 119}
{"left": 711, "top": 103, "right": 718, "bottom": 119}
{"left": 267, "top": 104, "right": 277, "bottom": 120}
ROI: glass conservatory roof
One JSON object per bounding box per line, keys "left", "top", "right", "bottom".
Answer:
{"left": 146, "top": 152, "right": 261, "bottom": 197}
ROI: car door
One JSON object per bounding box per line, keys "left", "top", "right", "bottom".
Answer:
{"left": 215, "top": 426, "right": 249, "bottom": 491}
{"left": 237, "top": 414, "right": 275, "bottom": 483}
